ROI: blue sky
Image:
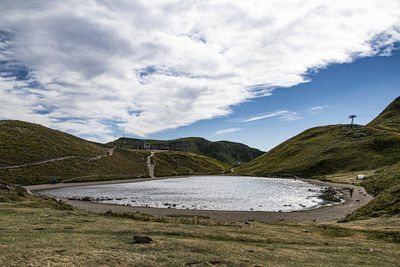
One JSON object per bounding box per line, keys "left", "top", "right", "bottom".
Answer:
{"left": 0, "top": 1, "right": 399, "bottom": 151}
{"left": 146, "top": 50, "right": 400, "bottom": 150}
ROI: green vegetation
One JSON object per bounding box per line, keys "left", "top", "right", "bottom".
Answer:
{"left": 346, "top": 162, "right": 400, "bottom": 220}
{"left": 0, "top": 121, "right": 229, "bottom": 185}
{"left": 234, "top": 124, "right": 400, "bottom": 177}
{"left": 1, "top": 97, "right": 400, "bottom": 265}
{"left": 368, "top": 95, "right": 400, "bottom": 133}
{"left": 108, "top": 136, "right": 264, "bottom": 166}
{"left": 1, "top": 186, "right": 399, "bottom": 266}
{"left": 235, "top": 96, "right": 400, "bottom": 220}
{"left": 153, "top": 151, "right": 229, "bottom": 177}
{"left": 0, "top": 120, "right": 105, "bottom": 166}
{"left": 235, "top": 97, "right": 400, "bottom": 178}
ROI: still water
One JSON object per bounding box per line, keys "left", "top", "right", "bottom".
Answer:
{"left": 39, "top": 176, "right": 327, "bottom": 212}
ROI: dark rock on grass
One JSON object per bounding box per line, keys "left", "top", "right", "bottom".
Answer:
{"left": 34, "top": 227, "right": 46, "bottom": 231}
{"left": 54, "top": 250, "right": 67, "bottom": 254}
{"left": 133, "top": 236, "right": 153, "bottom": 244}
{"left": 185, "top": 262, "right": 201, "bottom": 266}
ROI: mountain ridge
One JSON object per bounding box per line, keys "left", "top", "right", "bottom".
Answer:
{"left": 108, "top": 136, "right": 264, "bottom": 166}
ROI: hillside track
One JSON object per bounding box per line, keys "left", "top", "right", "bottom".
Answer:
{"left": 147, "top": 151, "right": 156, "bottom": 178}
{"left": 0, "top": 148, "right": 114, "bottom": 170}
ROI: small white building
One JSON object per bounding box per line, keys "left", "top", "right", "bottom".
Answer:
{"left": 356, "top": 174, "right": 366, "bottom": 180}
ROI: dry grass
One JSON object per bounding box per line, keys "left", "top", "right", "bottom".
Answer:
{"left": 1, "top": 188, "right": 399, "bottom": 266}
{"left": 317, "top": 170, "right": 378, "bottom": 185}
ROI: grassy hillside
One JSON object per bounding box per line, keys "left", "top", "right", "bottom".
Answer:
{"left": 108, "top": 137, "right": 264, "bottom": 166}
{"left": 368, "top": 96, "right": 400, "bottom": 133}
{"left": 0, "top": 120, "right": 105, "bottom": 166}
{"left": 346, "top": 161, "right": 400, "bottom": 220}
{"left": 235, "top": 96, "right": 400, "bottom": 177}
{"left": 1, "top": 185, "right": 400, "bottom": 266}
{"left": 0, "top": 121, "right": 228, "bottom": 185}
{"left": 235, "top": 96, "right": 400, "bottom": 219}
{"left": 235, "top": 124, "right": 400, "bottom": 177}
{"left": 153, "top": 151, "right": 229, "bottom": 177}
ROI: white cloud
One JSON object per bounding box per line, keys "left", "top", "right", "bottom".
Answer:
{"left": 0, "top": 0, "right": 399, "bottom": 141}
{"left": 214, "top": 127, "right": 242, "bottom": 136}
{"left": 242, "top": 110, "right": 289, "bottom": 122}
{"left": 307, "top": 105, "right": 326, "bottom": 114}
{"left": 242, "top": 110, "right": 301, "bottom": 122}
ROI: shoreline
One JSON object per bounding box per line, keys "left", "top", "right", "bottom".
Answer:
{"left": 25, "top": 176, "right": 373, "bottom": 223}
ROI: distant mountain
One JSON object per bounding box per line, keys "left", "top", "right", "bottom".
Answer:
{"left": 108, "top": 137, "right": 264, "bottom": 166}
{"left": 0, "top": 121, "right": 228, "bottom": 185}
{"left": 235, "top": 96, "right": 400, "bottom": 177}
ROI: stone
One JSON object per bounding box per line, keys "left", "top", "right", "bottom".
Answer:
{"left": 133, "top": 236, "right": 153, "bottom": 244}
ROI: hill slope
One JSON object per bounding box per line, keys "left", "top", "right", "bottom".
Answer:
{"left": 0, "top": 121, "right": 228, "bottom": 185}
{"left": 367, "top": 96, "right": 400, "bottom": 133}
{"left": 108, "top": 137, "right": 264, "bottom": 166}
{"left": 235, "top": 96, "right": 400, "bottom": 178}
{"left": 235, "top": 96, "right": 400, "bottom": 219}
{"left": 235, "top": 124, "right": 400, "bottom": 177}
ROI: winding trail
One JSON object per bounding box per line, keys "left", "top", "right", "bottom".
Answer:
{"left": 0, "top": 148, "right": 114, "bottom": 170}
{"left": 146, "top": 151, "right": 156, "bottom": 178}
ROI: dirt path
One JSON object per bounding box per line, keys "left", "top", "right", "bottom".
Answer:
{"left": 146, "top": 151, "right": 156, "bottom": 178}
{"left": 26, "top": 177, "right": 373, "bottom": 223}
{"left": 0, "top": 148, "right": 114, "bottom": 170}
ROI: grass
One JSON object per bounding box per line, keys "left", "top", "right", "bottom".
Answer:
{"left": 233, "top": 96, "right": 400, "bottom": 221}
{"left": 313, "top": 170, "right": 378, "bottom": 185}
{"left": 345, "top": 162, "right": 400, "bottom": 220}
{"left": 0, "top": 148, "right": 150, "bottom": 185}
{"left": 1, "top": 187, "right": 400, "bottom": 266}
{"left": 152, "top": 151, "right": 229, "bottom": 177}
{"left": 0, "top": 121, "right": 230, "bottom": 185}
{"left": 235, "top": 97, "right": 400, "bottom": 179}
{"left": 0, "top": 120, "right": 105, "bottom": 166}
{"left": 234, "top": 125, "right": 400, "bottom": 178}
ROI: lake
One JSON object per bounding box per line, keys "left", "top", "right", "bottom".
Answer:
{"left": 38, "top": 176, "right": 328, "bottom": 212}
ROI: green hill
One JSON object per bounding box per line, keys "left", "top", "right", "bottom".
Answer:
{"left": 0, "top": 121, "right": 228, "bottom": 185}
{"left": 235, "top": 96, "right": 400, "bottom": 178}
{"left": 235, "top": 96, "right": 400, "bottom": 219}
{"left": 108, "top": 137, "right": 264, "bottom": 166}
{"left": 346, "top": 161, "right": 400, "bottom": 220}
{"left": 367, "top": 96, "right": 400, "bottom": 133}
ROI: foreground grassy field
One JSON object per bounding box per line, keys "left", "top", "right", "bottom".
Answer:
{"left": 1, "top": 186, "right": 399, "bottom": 266}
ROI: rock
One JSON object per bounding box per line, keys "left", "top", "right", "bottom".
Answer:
{"left": 301, "top": 229, "right": 308, "bottom": 233}
{"left": 133, "top": 236, "right": 153, "bottom": 244}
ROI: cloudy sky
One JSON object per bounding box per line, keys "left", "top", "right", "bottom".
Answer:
{"left": 1, "top": 0, "right": 400, "bottom": 150}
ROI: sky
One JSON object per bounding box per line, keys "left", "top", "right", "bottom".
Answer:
{"left": 0, "top": 0, "right": 399, "bottom": 151}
